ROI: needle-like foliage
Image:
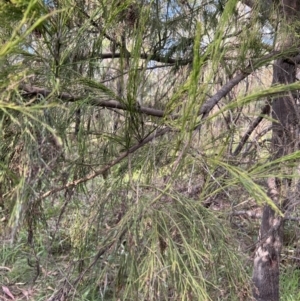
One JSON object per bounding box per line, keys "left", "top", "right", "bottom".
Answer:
{"left": 1, "top": 1, "right": 300, "bottom": 300}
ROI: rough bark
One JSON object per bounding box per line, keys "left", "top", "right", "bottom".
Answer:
{"left": 252, "top": 1, "right": 300, "bottom": 300}
{"left": 252, "top": 180, "right": 283, "bottom": 301}
{"left": 272, "top": 60, "right": 298, "bottom": 159}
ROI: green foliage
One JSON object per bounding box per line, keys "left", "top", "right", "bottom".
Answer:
{"left": 280, "top": 268, "right": 300, "bottom": 301}
{"left": 0, "top": 0, "right": 43, "bottom": 27}
{"left": 1, "top": 0, "right": 300, "bottom": 300}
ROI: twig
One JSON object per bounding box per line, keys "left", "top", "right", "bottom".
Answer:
{"left": 233, "top": 102, "right": 270, "bottom": 156}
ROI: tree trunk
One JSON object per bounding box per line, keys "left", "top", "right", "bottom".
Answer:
{"left": 252, "top": 181, "right": 283, "bottom": 301}
{"left": 252, "top": 1, "right": 300, "bottom": 300}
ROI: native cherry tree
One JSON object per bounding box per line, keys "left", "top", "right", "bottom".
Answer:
{"left": 1, "top": 0, "right": 300, "bottom": 300}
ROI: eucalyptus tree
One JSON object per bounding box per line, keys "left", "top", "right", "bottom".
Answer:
{"left": 1, "top": 0, "right": 300, "bottom": 300}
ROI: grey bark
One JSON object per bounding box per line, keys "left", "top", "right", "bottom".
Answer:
{"left": 252, "top": 179, "right": 283, "bottom": 301}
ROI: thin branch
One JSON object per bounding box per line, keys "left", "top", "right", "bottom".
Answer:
{"left": 199, "top": 70, "right": 252, "bottom": 117}
{"left": 199, "top": 51, "right": 282, "bottom": 117}
{"left": 232, "top": 210, "right": 300, "bottom": 222}
{"left": 240, "top": 0, "right": 273, "bottom": 19}
{"left": 71, "top": 52, "right": 192, "bottom": 65}
{"left": 35, "top": 127, "right": 171, "bottom": 203}
{"left": 232, "top": 210, "right": 262, "bottom": 219}
{"left": 100, "top": 63, "right": 175, "bottom": 84}
{"left": 79, "top": 8, "right": 192, "bottom": 66}
{"left": 20, "top": 50, "right": 298, "bottom": 125}
{"left": 20, "top": 84, "right": 168, "bottom": 118}
{"left": 233, "top": 102, "right": 271, "bottom": 156}
{"left": 140, "top": 52, "right": 192, "bottom": 65}
{"left": 20, "top": 52, "right": 277, "bottom": 121}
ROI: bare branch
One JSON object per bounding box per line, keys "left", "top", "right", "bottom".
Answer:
{"left": 199, "top": 51, "right": 282, "bottom": 117}
{"left": 20, "top": 84, "right": 168, "bottom": 118}
{"left": 233, "top": 102, "right": 271, "bottom": 156}
{"left": 199, "top": 70, "right": 252, "bottom": 117}
{"left": 72, "top": 52, "right": 192, "bottom": 65}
